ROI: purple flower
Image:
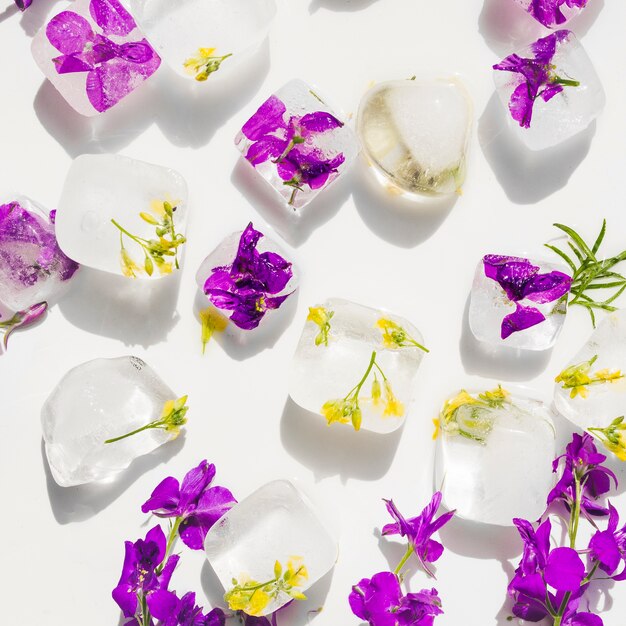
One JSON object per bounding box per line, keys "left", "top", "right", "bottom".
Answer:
{"left": 493, "top": 31, "right": 579, "bottom": 128}
{"left": 149, "top": 591, "right": 226, "bottom": 626}
{"left": 203, "top": 223, "right": 294, "bottom": 330}
{"left": 45, "top": 0, "right": 161, "bottom": 113}
{"left": 0, "top": 302, "right": 48, "bottom": 349}
{"left": 141, "top": 460, "right": 236, "bottom": 551}
{"left": 589, "top": 502, "right": 626, "bottom": 580}
{"left": 112, "top": 525, "right": 180, "bottom": 619}
{"left": 349, "top": 571, "right": 443, "bottom": 626}
{"left": 381, "top": 492, "right": 455, "bottom": 578}
{"left": 521, "top": 0, "right": 588, "bottom": 29}
{"left": 483, "top": 254, "right": 572, "bottom": 339}
{"left": 14, "top": 0, "right": 33, "bottom": 10}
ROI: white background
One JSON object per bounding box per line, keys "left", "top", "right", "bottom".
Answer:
{"left": 1, "top": 0, "right": 625, "bottom": 624}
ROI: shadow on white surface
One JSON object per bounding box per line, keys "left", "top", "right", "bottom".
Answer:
{"left": 0, "top": 3, "right": 18, "bottom": 25}
{"left": 352, "top": 160, "right": 456, "bottom": 248}
{"left": 58, "top": 268, "right": 181, "bottom": 347}
{"left": 478, "top": 93, "right": 596, "bottom": 205}
{"left": 41, "top": 435, "right": 185, "bottom": 524}
{"left": 459, "top": 295, "right": 553, "bottom": 382}
{"left": 309, "top": 0, "right": 380, "bottom": 13}
{"left": 280, "top": 397, "right": 402, "bottom": 483}
{"left": 231, "top": 158, "right": 352, "bottom": 247}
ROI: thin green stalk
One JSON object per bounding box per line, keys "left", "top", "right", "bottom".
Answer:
{"left": 394, "top": 546, "right": 413, "bottom": 576}
{"left": 104, "top": 421, "right": 160, "bottom": 444}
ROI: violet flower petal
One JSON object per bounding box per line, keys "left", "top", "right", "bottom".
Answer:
{"left": 544, "top": 547, "right": 585, "bottom": 591}
{"left": 589, "top": 530, "right": 621, "bottom": 574}
{"left": 147, "top": 589, "right": 178, "bottom": 621}
{"left": 501, "top": 303, "right": 545, "bottom": 339}
{"left": 241, "top": 95, "right": 287, "bottom": 141}
{"left": 89, "top": 0, "right": 136, "bottom": 37}
{"left": 46, "top": 11, "right": 93, "bottom": 55}
{"left": 522, "top": 270, "right": 572, "bottom": 303}
{"left": 140, "top": 476, "right": 181, "bottom": 515}
{"left": 299, "top": 111, "right": 344, "bottom": 133}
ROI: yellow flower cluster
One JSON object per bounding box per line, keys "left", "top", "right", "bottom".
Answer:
{"left": 307, "top": 306, "right": 334, "bottom": 346}
{"left": 556, "top": 355, "right": 624, "bottom": 399}
{"left": 589, "top": 417, "right": 626, "bottom": 462}
{"left": 376, "top": 317, "right": 429, "bottom": 352}
{"left": 183, "top": 47, "right": 233, "bottom": 81}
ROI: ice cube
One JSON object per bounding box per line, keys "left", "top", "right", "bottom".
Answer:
{"left": 554, "top": 310, "right": 626, "bottom": 431}
{"left": 42, "top": 356, "right": 180, "bottom": 487}
{"left": 130, "top": 0, "right": 276, "bottom": 81}
{"left": 204, "top": 479, "right": 337, "bottom": 617}
{"left": 436, "top": 387, "right": 556, "bottom": 526}
{"left": 493, "top": 30, "right": 605, "bottom": 150}
{"left": 357, "top": 77, "right": 472, "bottom": 197}
{"left": 196, "top": 223, "right": 298, "bottom": 334}
{"left": 55, "top": 154, "right": 189, "bottom": 279}
{"left": 0, "top": 195, "right": 79, "bottom": 312}
{"left": 469, "top": 254, "right": 571, "bottom": 351}
{"left": 513, "top": 0, "right": 585, "bottom": 28}
{"left": 235, "top": 79, "right": 359, "bottom": 211}
{"left": 289, "top": 298, "right": 426, "bottom": 434}
{"left": 31, "top": 0, "right": 161, "bottom": 116}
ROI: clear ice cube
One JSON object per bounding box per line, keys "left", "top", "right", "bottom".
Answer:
{"left": 357, "top": 77, "right": 472, "bottom": 197}
{"left": 469, "top": 255, "right": 570, "bottom": 351}
{"left": 235, "top": 79, "right": 359, "bottom": 211}
{"left": 204, "top": 479, "right": 338, "bottom": 617}
{"left": 31, "top": 0, "right": 161, "bottom": 116}
{"left": 437, "top": 388, "right": 556, "bottom": 526}
{"left": 130, "top": 0, "right": 276, "bottom": 81}
{"left": 289, "top": 298, "right": 426, "bottom": 434}
{"left": 554, "top": 309, "right": 626, "bottom": 431}
{"left": 493, "top": 31, "right": 605, "bottom": 150}
{"left": 0, "top": 195, "right": 79, "bottom": 312}
{"left": 42, "top": 356, "right": 178, "bottom": 487}
{"left": 55, "top": 154, "right": 188, "bottom": 279}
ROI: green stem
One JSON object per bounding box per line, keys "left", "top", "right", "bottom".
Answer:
{"left": 288, "top": 186, "right": 298, "bottom": 206}
{"left": 141, "top": 591, "right": 150, "bottom": 626}
{"left": 553, "top": 77, "right": 580, "bottom": 88}
{"left": 408, "top": 338, "right": 430, "bottom": 352}
{"left": 582, "top": 561, "right": 600, "bottom": 586}
{"left": 104, "top": 420, "right": 161, "bottom": 444}
{"left": 111, "top": 219, "right": 150, "bottom": 246}
{"left": 394, "top": 545, "right": 413, "bottom": 576}
{"left": 569, "top": 474, "right": 582, "bottom": 549}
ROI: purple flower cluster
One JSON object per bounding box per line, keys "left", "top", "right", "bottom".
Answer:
{"left": 46, "top": 0, "right": 161, "bottom": 113}
{"left": 520, "top": 0, "right": 589, "bottom": 29}
{"left": 203, "top": 223, "right": 294, "bottom": 330}
{"left": 483, "top": 254, "right": 572, "bottom": 339}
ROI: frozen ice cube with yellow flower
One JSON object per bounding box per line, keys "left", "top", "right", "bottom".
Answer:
{"left": 204, "top": 479, "right": 337, "bottom": 617}
{"left": 554, "top": 310, "right": 626, "bottom": 458}
{"left": 55, "top": 154, "right": 188, "bottom": 279}
{"left": 289, "top": 298, "right": 427, "bottom": 434}
{"left": 435, "top": 386, "right": 556, "bottom": 526}
{"left": 42, "top": 356, "right": 189, "bottom": 487}
{"left": 130, "top": 0, "right": 276, "bottom": 81}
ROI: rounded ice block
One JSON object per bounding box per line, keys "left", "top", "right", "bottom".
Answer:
{"left": 289, "top": 298, "right": 426, "bottom": 434}
{"left": 130, "top": 0, "right": 276, "bottom": 80}
{"left": 357, "top": 77, "right": 472, "bottom": 198}
{"left": 204, "top": 479, "right": 338, "bottom": 617}
{"left": 42, "top": 356, "right": 177, "bottom": 487}
{"left": 554, "top": 310, "right": 626, "bottom": 431}
{"left": 436, "top": 388, "right": 556, "bottom": 526}
{"left": 56, "top": 154, "right": 188, "bottom": 279}
{"left": 0, "top": 195, "right": 78, "bottom": 312}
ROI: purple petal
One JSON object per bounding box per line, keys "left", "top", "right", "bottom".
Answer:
{"left": 511, "top": 572, "right": 547, "bottom": 602}
{"left": 159, "top": 554, "right": 180, "bottom": 590}
{"left": 544, "top": 547, "right": 585, "bottom": 592}
{"left": 147, "top": 589, "right": 178, "bottom": 621}
{"left": 589, "top": 530, "right": 621, "bottom": 574}
{"left": 15, "top": 0, "right": 33, "bottom": 10}
{"left": 3, "top": 302, "right": 48, "bottom": 350}
{"left": 90, "top": 0, "right": 136, "bottom": 36}
{"left": 501, "top": 303, "right": 545, "bottom": 339}
{"left": 46, "top": 11, "right": 94, "bottom": 55}
{"left": 509, "top": 79, "right": 536, "bottom": 129}
{"left": 179, "top": 460, "right": 216, "bottom": 511}
{"left": 141, "top": 476, "right": 181, "bottom": 516}
{"left": 542, "top": 83, "right": 564, "bottom": 102}
{"left": 422, "top": 539, "right": 444, "bottom": 564}
{"left": 145, "top": 524, "right": 167, "bottom": 563}
{"left": 245, "top": 135, "right": 287, "bottom": 166}
{"left": 52, "top": 54, "right": 94, "bottom": 74}
{"left": 522, "top": 271, "right": 572, "bottom": 303}
{"left": 112, "top": 582, "right": 138, "bottom": 618}
{"left": 299, "top": 111, "right": 344, "bottom": 133}
{"left": 242, "top": 95, "right": 287, "bottom": 141}
{"left": 348, "top": 578, "right": 370, "bottom": 620}
{"left": 565, "top": 613, "right": 604, "bottom": 626}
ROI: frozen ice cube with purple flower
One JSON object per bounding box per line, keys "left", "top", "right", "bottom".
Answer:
{"left": 469, "top": 254, "right": 572, "bottom": 351}
{"left": 235, "top": 79, "right": 359, "bottom": 210}
{"left": 289, "top": 298, "right": 427, "bottom": 434}
{"left": 204, "top": 479, "right": 337, "bottom": 617}
{"left": 55, "top": 154, "right": 188, "bottom": 279}
{"left": 493, "top": 30, "right": 605, "bottom": 150}
{"left": 513, "top": 0, "right": 589, "bottom": 29}
{"left": 31, "top": 0, "right": 161, "bottom": 116}
{"left": 130, "top": 0, "right": 276, "bottom": 81}
{"left": 42, "top": 356, "right": 184, "bottom": 487}
{"left": 436, "top": 386, "right": 556, "bottom": 526}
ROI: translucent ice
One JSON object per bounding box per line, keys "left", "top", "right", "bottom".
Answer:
{"left": 204, "top": 479, "right": 337, "bottom": 617}
{"left": 42, "top": 356, "right": 179, "bottom": 487}
{"left": 235, "top": 79, "right": 359, "bottom": 211}
{"left": 290, "top": 299, "right": 426, "bottom": 434}
{"left": 554, "top": 310, "right": 626, "bottom": 431}
{"left": 437, "top": 387, "right": 556, "bottom": 526}
{"left": 357, "top": 78, "right": 472, "bottom": 197}
{"left": 0, "top": 196, "right": 78, "bottom": 312}
{"left": 469, "top": 254, "right": 571, "bottom": 351}
{"left": 493, "top": 30, "right": 605, "bottom": 150}
{"left": 56, "top": 154, "right": 188, "bottom": 279}
{"left": 130, "top": 0, "right": 276, "bottom": 81}
{"left": 31, "top": 0, "right": 161, "bottom": 116}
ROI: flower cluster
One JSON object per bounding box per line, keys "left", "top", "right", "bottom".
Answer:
{"left": 307, "top": 306, "right": 334, "bottom": 346}
{"left": 556, "top": 355, "right": 624, "bottom": 399}
{"left": 377, "top": 318, "right": 429, "bottom": 352}
{"left": 349, "top": 492, "right": 454, "bottom": 625}
{"left": 589, "top": 417, "right": 626, "bottom": 462}
{"left": 183, "top": 48, "right": 232, "bottom": 81}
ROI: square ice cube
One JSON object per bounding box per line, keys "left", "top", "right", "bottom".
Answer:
{"left": 204, "top": 479, "right": 338, "bottom": 617}
{"left": 56, "top": 154, "right": 188, "bottom": 279}
{"left": 469, "top": 254, "right": 571, "bottom": 351}
{"left": 42, "top": 356, "right": 178, "bottom": 487}
{"left": 554, "top": 309, "right": 626, "bottom": 431}
{"left": 31, "top": 0, "right": 161, "bottom": 117}
{"left": 289, "top": 298, "right": 427, "bottom": 434}
{"left": 0, "top": 195, "right": 79, "bottom": 312}
{"left": 436, "top": 387, "right": 556, "bottom": 526}
{"left": 235, "top": 79, "right": 359, "bottom": 211}
{"left": 196, "top": 223, "right": 298, "bottom": 334}
{"left": 493, "top": 30, "right": 605, "bottom": 150}
{"left": 130, "top": 0, "right": 276, "bottom": 81}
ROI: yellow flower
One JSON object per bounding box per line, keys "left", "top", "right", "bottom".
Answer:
{"left": 595, "top": 369, "right": 624, "bottom": 383}
{"left": 554, "top": 355, "right": 623, "bottom": 399}
{"left": 371, "top": 377, "right": 382, "bottom": 405}
{"left": 307, "top": 306, "right": 333, "bottom": 346}
{"left": 432, "top": 418, "right": 441, "bottom": 440}
{"left": 321, "top": 398, "right": 361, "bottom": 430}
{"left": 199, "top": 307, "right": 229, "bottom": 353}
{"left": 224, "top": 582, "right": 270, "bottom": 616}
{"left": 605, "top": 439, "right": 626, "bottom": 462}
{"left": 183, "top": 47, "right": 232, "bottom": 81}
{"left": 376, "top": 317, "right": 429, "bottom": 352}
{"left": 286, "top": 556, "right": 308, "bottom": 589}
{"left": 478, "top": 385, "right": 509, "bottom": 407}
{"left": 120, "top": 247, "right": 141, "bottom": 278}
{"left": 441, "top": 390, "right": 479, "bottom": 426}
{"left": 383, "top": 380, "right": 404, "bottom": 417}
{"left": 160, "top": 395, "right": 189, "bottom": 438}
{"left": 589, "top": 417, "right": 626, "bottom": 462}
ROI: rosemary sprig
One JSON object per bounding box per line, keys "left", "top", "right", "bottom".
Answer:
{"left": 545, "top": 220, "right": 626, "bottom": 327}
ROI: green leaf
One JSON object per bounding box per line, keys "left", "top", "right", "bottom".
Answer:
{"left": 592, "top": 219, "right": 607, "bottom": 255}
{"left": 554, "top": 223, "right": 596, "bottom": 260}
{"left": 544, "top": 244, "right": 576, "bottom": 273}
